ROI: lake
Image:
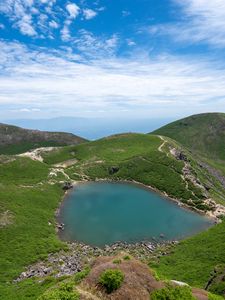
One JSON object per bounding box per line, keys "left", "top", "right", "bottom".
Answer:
{"left": 58, "top": 182, "right": 213, "bottom": 247}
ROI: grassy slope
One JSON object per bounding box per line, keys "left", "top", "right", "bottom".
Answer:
{"left": 150, "top": 113, "right": 225, "bottom": 296}
{"left": 43, "top": 133, "right": 211, "bottom": 206}
{"left": 151, "top": 114, "right": 225, "bottom": 191}
{"left": 0, "top": 123, "right": 87, "bottom": 155}
{"left": 152, "top": 113, "right": 225, "bottom": 170}
{"left": 44, "top": 133, "right": 225, "bottom": 209}
{"left": 0, "top": 156, "right": 67, "bottom": 299}
{"left": 150, "top": 219, "right": 225, "bottom": 290}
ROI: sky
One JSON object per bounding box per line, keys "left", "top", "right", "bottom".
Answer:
{"left": 1, "top": 0, "right": 225, "bottom": 121}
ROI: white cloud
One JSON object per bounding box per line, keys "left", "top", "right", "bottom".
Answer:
{"left": 126, "top": 39, "right": 136, "bottom": 46}
{"left": 49, "top": 20, "right": 59, "bottom": 29}
{"left": 0, "top": 0, "right": 105, "bottom": 40}
{"left": 83, "top": 8, "right": 97, "bottom": 20}
{"left": 0, "top": 40, "right": 225, "bottom": 119}
{"left": 73, "top": 30, "right": 119, "bottom": 58}
{"left": 66, "top": 3, "right": 80, "bottom": 19}
{"left": 150, "top": 0, "right": 225, "bottom": 48}
{"left": 61, "top": 24, "right": 71, "bottom": 41}
{"left": 17, "top": 14, "right": 37, "bottom": 36}
{"left": 0, "top": 0, "right": 37, "bottom": 36}
{"left": 0, "top": 23, "right": 5, "bottom": 29}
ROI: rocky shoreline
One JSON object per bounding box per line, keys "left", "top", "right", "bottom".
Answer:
{"left": 62, "top": 179, "right": 222, "bottom": 223}
{"left": 14, "top": 239, "right": 178, "bottom": 282}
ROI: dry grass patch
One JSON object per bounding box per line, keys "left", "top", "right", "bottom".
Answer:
{"left": 82, "top": 253, "right": 164, "bottom": 300}
{"left": 0, "top": 210, "right": 14, "bottom": 227}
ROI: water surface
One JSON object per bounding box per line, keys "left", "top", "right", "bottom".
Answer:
{"left": 58, "top": 182, "right": 213, "bottom": 247}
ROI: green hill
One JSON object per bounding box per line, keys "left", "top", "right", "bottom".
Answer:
{"left": 152, "top": 113, "right": 225, "bottom": 162}
{"left": 0, "top": 123, "right": 87, "bottom": 155}
{"left": 0, "top": 129, "right": 225, "bottom": 299}
{"left": 42, "top": 133, "right": 225, "bottom": 207}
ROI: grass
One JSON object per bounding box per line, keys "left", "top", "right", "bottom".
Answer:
{"left": 152, "top": 112, "right": 225, "bottom": 162}
{"left": 43, "top": 133, "right": 211, "bottom": 206}
{"left": 1, "top": 131, "right": 225, "bottom": 299}
{"left": 150, "top": 285, "right": 196, "bottom": 300}
{"left": 0, "top": 123, "right": 87, "bottom": 155}
{"left": 150, "top": 220, "right": 225, "bottom": 288}
{"left": 0, "top": 156, "right": 66, "bottom": 299}
{"left": 0, "top": 141, "right": 65, "bottom": 155}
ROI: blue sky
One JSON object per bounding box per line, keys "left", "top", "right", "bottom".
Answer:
{"left": 0, "top": 0, "right": 225, "bottom": 121}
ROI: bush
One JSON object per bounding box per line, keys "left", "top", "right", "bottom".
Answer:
{"left": 150, "top": 285, "right": 196, "bottom": 300}
{"left": 208, "top": 293, "right": 224, "bottom": 300}
{"left": 38, "top": 282, "right": 80, "bottom": 300}
{"left": 123, "top": 255, "right": 131, "bottom": 261}
{"left": 73, "top": 267, "right": 90, "bottom": 284}
{"left": 99, "top": 269, "right": 124, "bottom": 293}
{"left": 113, "top": 259, "right": 122, "bottom": 264}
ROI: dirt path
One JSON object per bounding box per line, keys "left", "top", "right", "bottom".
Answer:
{"left": 54, "top": 159, "right": 78, "bottom": 168}
{"left": 18, "top": 147, "right": 57, "bottom": 162}
{"left": 158, "top": 136, "right": 167, "bottom": 153}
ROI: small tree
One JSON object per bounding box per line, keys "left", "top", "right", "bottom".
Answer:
{"left": 99, "top": 269, "right": 124, "bottom": 293}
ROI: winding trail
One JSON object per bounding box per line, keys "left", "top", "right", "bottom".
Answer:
{"left": 158, "top": 136, "right": 167, "bottom": 153}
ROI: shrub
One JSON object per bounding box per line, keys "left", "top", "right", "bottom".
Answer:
{"left": 113, "top": 259, "right": 122, "bottom": 264}
{"left": 123, "top": 255, "right": 131, "bottom": 261}
{"left": 38, "top": 282, "right": 80, "bottom": 300}
{"left": 99, "top": 269, "right": 124, "bottom": 293}
{"left": 73, "top": 267, "right": 90, "bottom": 284}
{"left": 208, "top": 293, "right": 224, "bottom": 300}
{"left": 150, "top": 285, "right": 196, "bottom": 300}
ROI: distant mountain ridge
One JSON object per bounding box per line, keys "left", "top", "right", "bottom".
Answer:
{"left": 0, "top": 123, "right": 87, "bottom": 154}
{"left": 152, "top": 112, "right": 225, "bottom": 162}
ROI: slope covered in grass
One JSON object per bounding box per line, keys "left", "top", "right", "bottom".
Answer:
{"left": 152, "top": 113, "right": 225, "bottom": 162}
{"left": 150, "top": 219, "right": 225, "bottom": 292}
{"left": 0, "top": 123, "right": 87, "bottom": 155}
{"left": 0, "top": 156, "right": 67, "bottom": 299}
{"left": 43, "top": 133, "right": 224, "bottom": 210}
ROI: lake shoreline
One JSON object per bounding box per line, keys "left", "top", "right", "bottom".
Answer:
{"left": 72, "top": 178, "right": 218, "bottom": 222}
{"left": 56, "top": 180, "right": 215, "bottom": 247}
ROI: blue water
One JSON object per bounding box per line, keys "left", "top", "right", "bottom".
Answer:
{"left": 58, "top": 182, "right": 213, "bottom": 247}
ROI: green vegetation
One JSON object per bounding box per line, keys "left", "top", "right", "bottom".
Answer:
{"left": 38, "top": 282, "right": 80, "bottom": 300}
{"left": 123, "top": 255, "right": 131, "bottom": 261}
{"left": 152, "top": 113, "right": 225, "bottom": 162}
{"left": 99, "top": 269, "right": 124, "bottom": 293}
{"left": 208, "top": 293, "right": 225, "bottom": 300}
{"left": 0, "top": 141, "right": 67, "bottom": 155}
{"left": 150, "top": 220, "right": 225, "bottom": 289}
{"left": 73, "top": 267, "right": 90, "bottom": 285}
{"left": 43, "top": 133, "right": 211, "bottom": 208}
{"left": 1, "top": 116, "right": 225, "bottom": 299}
{"left": 113, "top": 259, "right": 122, "bottom": 264}
{"left": 0, "top": 123, "right": 87, "bottom": 155}
{"left": 150, "top": 285, "right": 196, "bottom": 300}
{"left": 0, "top": 156, "right": 67, "bottom": 299}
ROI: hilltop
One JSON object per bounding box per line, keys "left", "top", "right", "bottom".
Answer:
{"left": 0, "top": 123, "right": 87, "bottom": 155}
{"left": 152, "top": 113, "right": 225, "bottom": 162}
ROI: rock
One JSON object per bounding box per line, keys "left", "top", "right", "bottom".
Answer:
{"left": 108, "top": 166, "right": 119, "bottom": 175}
{"left": 62, "top": 182, "right": 73, "bottom": 191}
{"left": 171, "top": 280, "right": 189, "bottom": 287}
{"left": 56, "top": 223, "right": 64, "bottom": 230}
